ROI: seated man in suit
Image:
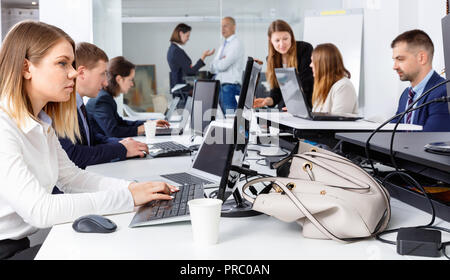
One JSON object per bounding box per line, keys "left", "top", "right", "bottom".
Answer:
{"left": 58, "top": 42, "right": 149, "bottom": 170}
{"left": 391, "top": 29, "right": 450, "bottom": 132}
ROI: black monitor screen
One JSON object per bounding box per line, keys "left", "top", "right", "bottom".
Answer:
{"left": 244, "top": 62, "right": 261, "bottom": 110}
{"left": 192, "top": 125, "right": 233, "bottom": 177}
{"left": 442, "top": 14, "right": 450, "bottom": 112}
{"left": 190, "top": 80, "right": 220, "bottom": 136}
{"left": 218, "top": 57, "right": 262, "bottom": 201}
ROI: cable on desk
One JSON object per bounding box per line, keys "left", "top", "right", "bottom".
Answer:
{"left": 375, "top": 171, "right": 450, "bottom": 259}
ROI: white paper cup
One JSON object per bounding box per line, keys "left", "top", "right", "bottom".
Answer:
{"left": 188, "top": 198, "right": 223, "bottom": 246}
{"left": 144, "top": 120, "right": 156, "bottom": 143}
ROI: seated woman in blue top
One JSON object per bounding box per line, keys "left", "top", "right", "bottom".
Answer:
{"left": 167, "top": 23, "right": 215, "bottom": 90}
{"left": 86, "top": 56, "right": 169, "bottom": 138}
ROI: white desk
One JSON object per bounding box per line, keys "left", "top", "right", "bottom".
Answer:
{"left": 35, "top": 134, "right": 449, "bottom": 260}
{"left": 255, "top": 112, "right": 422, "bottom": 131}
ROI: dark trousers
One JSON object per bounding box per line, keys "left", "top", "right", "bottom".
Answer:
{"left": 0, "top": 238, "right": 41, "bottom": 260}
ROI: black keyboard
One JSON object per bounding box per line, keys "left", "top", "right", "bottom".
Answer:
{"left": 129, "top": 184, "right": 205, "bottom": 227}
{"left": 147, "top": 141, "right": 191, "bottom": 157}
{"left": 161, "top": 172, "right": 214, "bottom": 185}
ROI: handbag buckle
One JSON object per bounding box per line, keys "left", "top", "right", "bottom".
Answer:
{"left": 273, "top": 182, "right": 296, "bottom": 194}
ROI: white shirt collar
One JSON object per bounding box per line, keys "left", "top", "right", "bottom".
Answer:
{"left": 21, "top": 110, "right": 52, "bottom": 134}
{"left": 173, "top": 42, "right": 184, "bottom": 50}
{"left": 76, "top": 92, "right": 84, "bottom": 109}
{"left": 0, "top": 97, "right": 49, "bottom": 134}
{"left": 224, "top": 34, "right": 236, "bottom": 43}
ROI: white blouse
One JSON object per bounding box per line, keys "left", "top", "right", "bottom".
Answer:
{"left": 313, "top": 77, "right": 358, "bottom": 115}
{"left": 0, "top": 108, "right": 134, "bottom": 241}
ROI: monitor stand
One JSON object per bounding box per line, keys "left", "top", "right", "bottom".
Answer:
{"left": 220, "top": 190, "right": 261, "bottom": 218}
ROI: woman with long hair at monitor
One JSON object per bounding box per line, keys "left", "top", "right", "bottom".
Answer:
{"left": 253, "top": 19, "right": 314, "bottom": 110}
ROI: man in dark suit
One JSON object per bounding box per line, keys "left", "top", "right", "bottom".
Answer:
{"left": 391, "top": 29, "right": 450, "bottom": 132}
{"left": 59, "top": 42, "right": 149, "bottom": 170}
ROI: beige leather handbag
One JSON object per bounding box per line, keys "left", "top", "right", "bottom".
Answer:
{"left": 242, "top": 142, "right": 391, "bottom": 243}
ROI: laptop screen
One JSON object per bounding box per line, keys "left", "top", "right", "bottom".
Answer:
{"left": 192, "top": 124, "right": 233, "bottom": 177}
{"left": 275, "top": 68, "right": 310, "bottom": 118}
{"left": 244, "top": 62, "right": 262, "bottom": 109}
{"left": 190, "top": 80, "right": 220, "bottom": 136}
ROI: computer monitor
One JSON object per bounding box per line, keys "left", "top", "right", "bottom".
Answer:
{"left": 216, "top": 57, "right": 262, "bottom": 217}
{"left": 190, "top": 79, "right": 220, "bottom": 136}
{"left": 442, "top": 14, "right": 450, "bottom": 114}
{"left": 424, "top": 14, "right": 450, "bottom": 154}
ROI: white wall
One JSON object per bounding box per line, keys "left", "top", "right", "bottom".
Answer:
{"left": 39, "top": 0, "right": 93, "bottom": 43}
{"left": 344, "top": 0, "right": 447, "bottom": 121}
{"left": 93, "top": 0, "right": 122, "bottom": 58}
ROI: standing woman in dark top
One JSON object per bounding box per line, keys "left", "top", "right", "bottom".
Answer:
{"left": 253, "top": 19, "right": 314, "bottom": 110}
{"left": 86, "top": 56, "right": 169, "bottom": 138}
{"left": 167, "top": 23, "right": 215, "bottom": 90}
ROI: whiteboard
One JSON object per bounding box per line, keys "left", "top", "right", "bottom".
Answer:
{"left": 303, "top": 9, "right": 363, "bottom": 97}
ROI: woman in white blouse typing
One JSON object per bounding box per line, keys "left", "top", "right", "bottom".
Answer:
{"left": 309, "top": 43, "right": 358, "bottom": 115}
{"left": 0, "top": 21, "right": 177, "bottom": 260}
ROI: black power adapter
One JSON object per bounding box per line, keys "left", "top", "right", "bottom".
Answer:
{"left": 396, "top": 227, "right": 442, "bottom": 258}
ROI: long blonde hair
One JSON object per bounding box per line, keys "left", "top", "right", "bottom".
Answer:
{"left": 311, "top": 43, "right": 350, "bottom": 106}
{"left": 0, "top": 20, "right": 80, "bottom": 142}
{"left": 266, "top": 20, "right": 298, "bottom": 89}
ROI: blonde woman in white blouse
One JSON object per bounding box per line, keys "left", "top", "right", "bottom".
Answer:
{"left": 0, "top": 21, "right": 178, "bottom": 260}
{"left": 309, "top": 43, "right": 358, "bottom": 115}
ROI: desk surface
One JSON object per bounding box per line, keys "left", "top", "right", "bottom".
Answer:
{"left": 35, "top": 134, "right": 449, "bottom": 260}
{"left": 255, "top": 112, "right": 422, "bottom": 131}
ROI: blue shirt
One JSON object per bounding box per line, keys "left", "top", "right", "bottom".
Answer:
{"left": 76, "top": 93, "right": 90, "bottom": 146}
{"left": 405, "top": 69, "right": 434, "bottom": 123}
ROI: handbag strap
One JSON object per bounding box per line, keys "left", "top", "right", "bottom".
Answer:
{"left": 242, "top": 177, "right": 346, "bottom": 243}
{"left": 293, "top": 153, "right": 372, "bottom": 190}
{"left": 242, "top": 177, "right": 391, "bottom": 242}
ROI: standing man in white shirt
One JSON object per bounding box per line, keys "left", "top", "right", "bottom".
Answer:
{"left": 210, "top": 17, "right": 246, "bottom": 113}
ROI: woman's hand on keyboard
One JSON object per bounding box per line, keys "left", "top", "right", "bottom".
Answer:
{"left": 128, "top": 182, "right": 179, "bottom": 206}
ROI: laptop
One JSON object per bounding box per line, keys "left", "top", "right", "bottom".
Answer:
{"left": 159, "top": 121, "right": 234, "bottom": 188}
{"left": 164, "top": 96, "right": 182, "bottom": 122}
{"left": 190, "top": 79, "right": 220, "bottom": 136}
{"left": 275, "top": 68, "right": 362, "bottom": 121}
{"left": 155, "top": 97, "right": 192, "bottom": 136}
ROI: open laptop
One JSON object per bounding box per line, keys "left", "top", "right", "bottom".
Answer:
{"left": 190, "top": 79, "right": 220, "bottom": 136}
{"left": 164, "top": 96, "right": 182, "bottom": 122}
{"left": 275, "top": 67, "right": 361, "bottom": 121}
{"left": 155, "top": 96, "right": 192, "bottom": 136}
{"left": 159, "top": 121, "right": 234, "bottom": 188}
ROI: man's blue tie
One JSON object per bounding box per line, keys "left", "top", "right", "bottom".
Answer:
{"left": 405, "top": 88, "right": 415, "bottom": 124}
{"left": 219, "top": 40, "right": 228, "bottom": 59}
